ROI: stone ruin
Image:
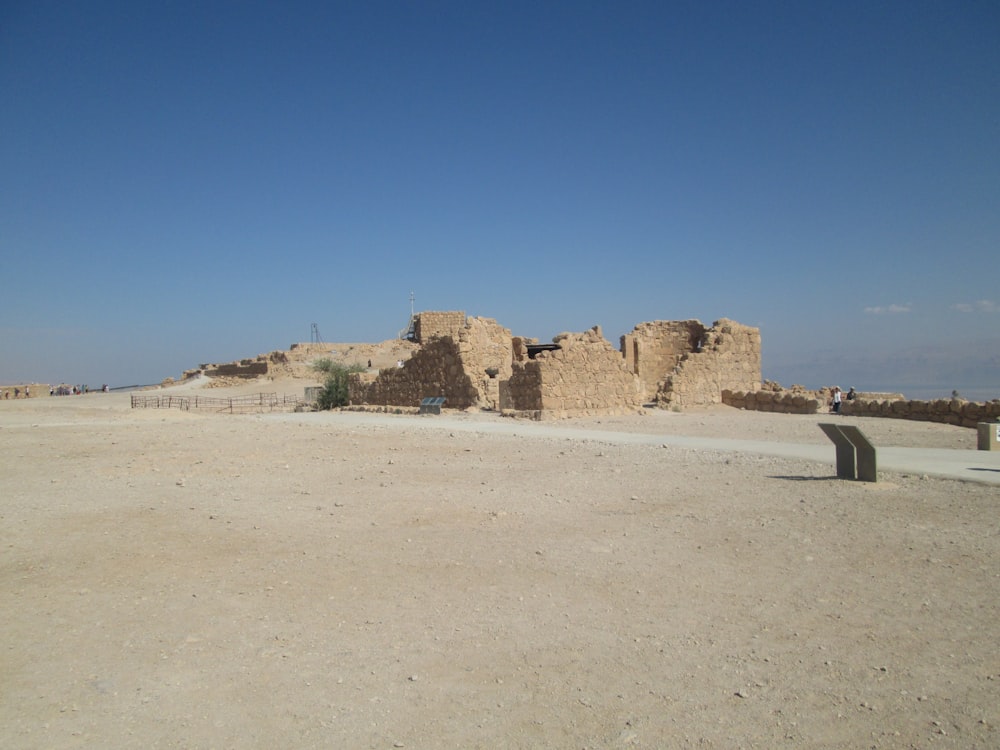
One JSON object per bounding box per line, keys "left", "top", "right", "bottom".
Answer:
{"left": 349, "top": 314, "right": 513, "bottom": 411}
{"left": 501, "top": 326, "right": 645, "bottom": 418}
{"left": 347, "top": 311, "right": 762, "bottom": 418}
{"left": 622, "top": 319, "right": 762, "bottom": 409}
{"left": 723, "top": 383, "right": 1000, "bottom": 427}
{"left": 181, "top": 341, "right": 420, "bottom": 385}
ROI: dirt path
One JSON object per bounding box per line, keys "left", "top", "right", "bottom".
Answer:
{"left": 2, "top": 389, "right": 998, "bottom": 748}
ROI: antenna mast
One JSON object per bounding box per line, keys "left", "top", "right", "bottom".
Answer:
{"left": 399, "top": 291, "right": 417, "bottom": 340}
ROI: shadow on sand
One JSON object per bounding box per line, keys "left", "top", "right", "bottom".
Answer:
{"left": 767, "top": 475, "right": 840, "bottom": 482}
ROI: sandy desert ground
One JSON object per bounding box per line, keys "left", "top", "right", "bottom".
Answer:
{"left": 2, "top": 377, "right": 998, "bottom": 749}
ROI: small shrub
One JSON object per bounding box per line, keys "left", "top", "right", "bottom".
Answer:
{"left": 315, "top": 362, "right": 365, "bottom": 410}
{"left": 312, "top": 358, "right": 336, "bottom": 375}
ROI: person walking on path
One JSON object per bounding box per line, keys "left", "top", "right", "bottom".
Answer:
{"left": 831, "top": 386, "right": 842, "bottom": 414}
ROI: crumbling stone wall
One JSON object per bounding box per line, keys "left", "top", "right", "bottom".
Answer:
{"left": 723, "top": 386, "right": 1000, "bottom": 427}
{"left": 342, "top": 311, "right": 759, "bottom": 417}
{"left": 843, "top": 397, "right": 1000, "bottom": 427}
{"left": 187, "top": 351, "right": 287, "bottom": 381}
{"left": 655, "top": 319, "right": 761, "bottom": 408}
{"left": 453, "top": 317, "right": 513, "bottom": 410}
{"left": 414, "top": 311, "right": 466, "bottom": 344}
{"left": 723, "top": 389, "right": 824, "bottom": 414}
{"left": 350, "top": 316, "right": 513, "bottom": 410}
{"left": 500, "top": 326, "right": 643, "bottom": 419}
{"left": 622, "top": 320, "right": 705, "bottom": 402}
{"left": 500, "top": 342, "right": 542, "bottom": 412}
{"left": 353, "top": 336, "right": 472, "bottom": 407}
{"left": 204, "top": 360, "right": 269, "bottom": 378}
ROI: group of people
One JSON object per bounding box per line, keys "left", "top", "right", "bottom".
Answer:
{"left": 51, "top": 384, "right": 110, "bottom": 396}
{"left": 53, "top": 385, "right": 88, "bottom": 396}
{"left": 830, "top": 386, "right": 857, "bottom": 413}
{"left": 2, "top": 384, "right": 111, "bottom": 399}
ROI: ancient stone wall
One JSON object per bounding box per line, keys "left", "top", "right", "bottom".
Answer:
{"left": 340, "top": 312, "right": 759, "bottom": 417}
{"left": 453, "top": 317, "right": 513, "bottom": 410}
{"left": 656, "top": 319, "right": 761, "bottom": 408}
{"left": 722, "top": 389, "right": 824, "bottom": 414}
{"left": 842, "top": 397, "right": 1000, "bottom": 427}
{"left": 204, "top": 360, "right": 269, "bottom": 378}
{"left": 350, "top": 316, "right": 512, "bottom": 410}
{"left": 501, "top": 326, "right": 643, "bottom": 419}
{"left": 622, "top": 320, "right": 705, "bottom": 402}
{"left": 499, "top": 350, "right": 542, "bottom": 412}
{"left": 722, "top": 388, "right": 1000, "bottom": 427}
{"left": 414, "top": 311, "right": 466, "bottom": 344}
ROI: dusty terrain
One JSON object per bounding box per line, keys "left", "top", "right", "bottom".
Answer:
{"left": 2, "top": 377, "right": 998, "bottom": 749}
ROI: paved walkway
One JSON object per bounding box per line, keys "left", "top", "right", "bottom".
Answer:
{"left": 293, "top": 411, "right": 1000, "bottom": 486}
{"left": 646, "top": 435, "right": 1000, "bottom": 486}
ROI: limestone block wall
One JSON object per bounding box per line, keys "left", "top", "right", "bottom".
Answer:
{"left": 842, "top": 397, "right": 1000, "bottom": 427}
{"left": 722, "top": 387, "right": 1000, "bottom": 427}
{"left": 343, "top": 311, "right": 759, "bottom": 416}
{"left": 414, "top": 311, "right": 466, "bottom": 344}
{"left": 347, "top": 372, "right": 378, "bottom": 404}
{"left": 501, "top": 326, "right": 643, "bottom": 418}
{"left": 453, "top": 317, "right": 513, "bottom": 410}
{"left": 350, "top": 316, "right": 513, "bottom": 410}
{"left": 722, "top": 389, "right": 823, "bottom": 414}
{"left": 500, "top": 356, "right": 542, "bottom": 412}
{"left": 353, "top": 336, "right": 476, "bottom": 408}
{"left": 622, "top": 320, "right": 705, "bottom": 402}
{"left": 204, "top": 360, "right": 269, "bottom": 378}
{"left": 656, "top": 319, "right": 761, "bottom": 408}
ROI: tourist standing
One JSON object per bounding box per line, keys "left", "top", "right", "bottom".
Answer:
{"left": 831, "top": 386, "right": 842, "bottom": 413}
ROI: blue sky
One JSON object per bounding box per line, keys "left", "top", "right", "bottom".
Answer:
{"left": 2, "top": 1, "right": 998, "bottom": 396}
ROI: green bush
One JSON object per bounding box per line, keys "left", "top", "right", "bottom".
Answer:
{"left": 312, "top": 358, "right": 336, "bottom": 375}
{"left": 314, "top": 362, "right": 365, "bottom": 410}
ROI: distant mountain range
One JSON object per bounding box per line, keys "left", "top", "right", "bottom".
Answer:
{"left": 765, "top": 342, "right": 1000, "bottom": 401}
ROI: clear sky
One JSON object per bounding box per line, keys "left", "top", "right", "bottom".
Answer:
{"left": 2, "top": 1, "right": 998, "bottom": 397}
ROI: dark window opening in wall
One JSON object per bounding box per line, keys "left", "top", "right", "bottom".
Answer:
{"left": 526, "top": 344, "right": 561, "bottom": 359}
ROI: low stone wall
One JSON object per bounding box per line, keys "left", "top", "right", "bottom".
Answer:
{"left": 722, "top": 389, "right": 824, "bottom": 414}
{"left": 204, "top": 360, "right": 269, "bottom": 378}
{"left": 723, "top": 388, "right": 1000, "bottom": 428}
{"left": 842, "top": 396, "right": 1000, "bottom": 427}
